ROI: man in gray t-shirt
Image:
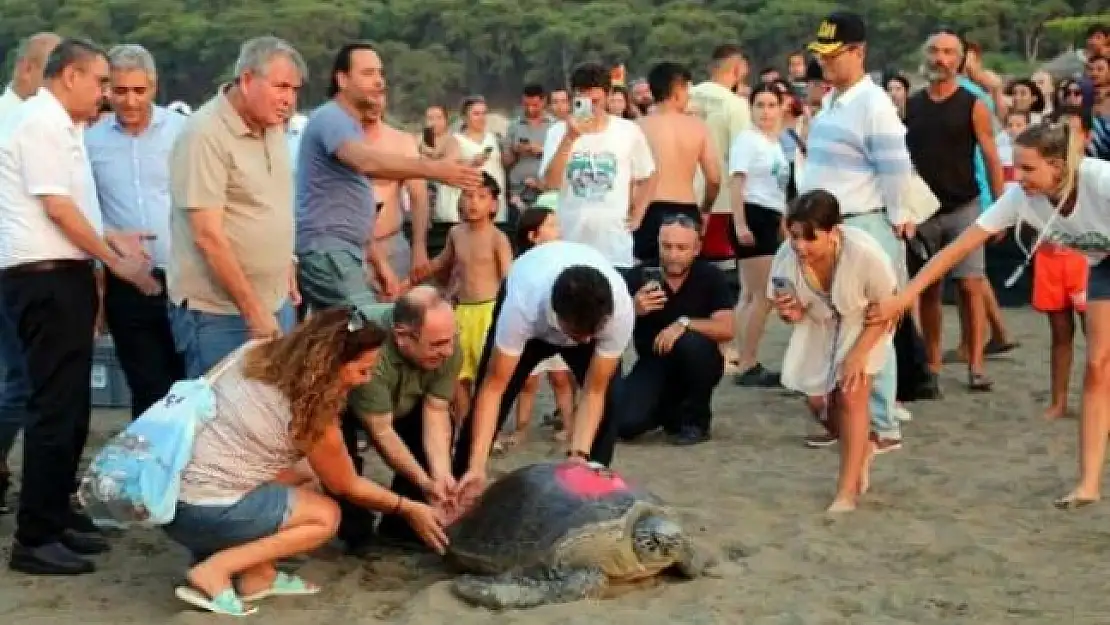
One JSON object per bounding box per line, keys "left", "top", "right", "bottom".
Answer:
{"left": 502, "top": 84, "right": 553, "bottom": 207}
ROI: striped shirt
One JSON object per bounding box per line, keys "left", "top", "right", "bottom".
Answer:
{"left": 799, "top": 75, "right": 911, "bottom": 225}
{"left": 1091, "top": 114, "right": 1110, "bottom": 161}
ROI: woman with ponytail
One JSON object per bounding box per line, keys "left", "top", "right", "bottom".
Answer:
{"left": 867, "top": 119, "right": 1110, "bottom": 509}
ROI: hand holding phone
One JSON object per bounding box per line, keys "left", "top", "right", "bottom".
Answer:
{"left": 643, "top": 266, "right": 664, "bottom": 289}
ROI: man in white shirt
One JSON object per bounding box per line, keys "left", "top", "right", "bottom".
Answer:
{"left": 540, "top": 62, "right": 656, "bottom": 271}
{"left": 0, "top": 38, "right": 159, "bottom": 576}
{"left": 452, "top": 240, "right": 634, "bottom": 507}
{"left": 0, "top": 31, "right": 61, "bottom": 518}
{"left": 802, "top": 12, "right": 915, "bottom": 451}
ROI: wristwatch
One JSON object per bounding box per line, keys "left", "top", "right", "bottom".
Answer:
{"left": 676, "top": 316, "right": 691, "bottom": 329}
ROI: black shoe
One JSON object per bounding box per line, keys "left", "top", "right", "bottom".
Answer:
{"left": 669, "top": 427, "right": 710, "bottom": 446}
{"left": 9, "top": 541, "right": 96, "bottom": 576}
{"left": 60, "top": 529, "right": 110, "bottom": 555}
{"left": 733, "top": 363, "right": 781, "bottom": 388}
{"left": 0, "top": 471, "right": 11, "bottom": 515}
{"left": 66, "top": 511, "right": 103, "bottom": 534}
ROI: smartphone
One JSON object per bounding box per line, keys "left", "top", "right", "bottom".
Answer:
{"left": 572, "top": 96, "right": 593, "bottom": 121}
{"left": 643, "top": 266, "right": 664, "bottom": 289}
{"left": 422, "top": 126, "right": 435, "bottom": 147}
{"left": 771, "top": 276, "right": 797, "bottom": 298}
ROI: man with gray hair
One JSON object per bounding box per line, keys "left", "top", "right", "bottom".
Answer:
{"left": 86, "top": 44, "right": 187, "bottom": 418}
{"left": 0, "top": 31, "right": 60, "bottom": 517}
{"left": 168, "top": 36, "right": 307, "bottom": 378}
{"left": 0, "top": 37, "right": 160, "bottom": 575}
{"left": 905, "top": 29, "right": 1004, "bottom": 393}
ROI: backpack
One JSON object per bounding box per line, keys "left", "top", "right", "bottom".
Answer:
{"left": 76, "top": 343, "right": 254, "bottom": 529}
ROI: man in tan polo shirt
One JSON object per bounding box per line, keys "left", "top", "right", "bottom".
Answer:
{"left": 168, "top": 36, "right": 306, "bottom": 378}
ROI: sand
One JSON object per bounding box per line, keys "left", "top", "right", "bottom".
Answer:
{"left": 0, "top": 306, "right": 1105, "bottom": 624}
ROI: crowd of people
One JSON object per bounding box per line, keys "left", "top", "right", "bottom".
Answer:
{"left": 0, "top": 11, "right": 1107, "bottom": 617}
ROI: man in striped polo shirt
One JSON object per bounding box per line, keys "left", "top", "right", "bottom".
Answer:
{"left": 800, "top": 11, "right": 916, "bottom": 452}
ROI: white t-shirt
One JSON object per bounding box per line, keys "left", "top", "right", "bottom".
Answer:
{"left": 976, "top": 158, "right": 1110, "bottom": 265}
{"left": 539, "top": 116, "right": 655, "bottom": 268}
{"left": 728, "top": 129, "right": 790, "bottom": 211}
{"left": 0, "top": 88, "right": 103, "bottom": 269}
{"left": 493, "top": 240, "right": 634, "bottom": 359}
{"left": 688, "top": 80, "right": 751, "bottom": 214}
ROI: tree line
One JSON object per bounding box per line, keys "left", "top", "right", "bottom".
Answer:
{"left": 1, "top": 0, "right": 1103, "bottom": 120}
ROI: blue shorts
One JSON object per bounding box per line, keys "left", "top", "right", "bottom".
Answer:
{"left": 163, "top": 482, "right": 294, "bottom": 561}
{"left": 1089, "top": 260, "right": 1110, "bottom": 302}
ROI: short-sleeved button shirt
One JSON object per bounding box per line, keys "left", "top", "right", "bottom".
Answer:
{"left": 348, "top": 303, "right": 463, "bottom": 419}
{"left": 167, "top": 85, "right": 294, "bottom": 314}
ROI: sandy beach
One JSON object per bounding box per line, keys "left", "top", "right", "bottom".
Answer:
{"left": 0, "top": 305, "right": 1105, "bottom": 624}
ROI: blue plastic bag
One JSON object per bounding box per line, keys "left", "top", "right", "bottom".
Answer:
{"left": 77, "top": 346, "right": 249, "bottom": 530}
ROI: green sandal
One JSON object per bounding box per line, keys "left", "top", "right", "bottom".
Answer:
{"left": 241, "top": 572, "right": 321, "bottom": 602}
{"left": 175, "top": 586, "right": 257, "bottom": 616}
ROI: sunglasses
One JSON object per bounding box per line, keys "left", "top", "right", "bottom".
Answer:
{"left": 347, "top": 306, "right": 371, "bottom": 332}
{"left": 661, "top": 213, "right": 701, "bottom": 228}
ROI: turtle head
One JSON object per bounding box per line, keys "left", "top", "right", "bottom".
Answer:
{"left": 631, "top": 514, "right": 686, "bottom": 567}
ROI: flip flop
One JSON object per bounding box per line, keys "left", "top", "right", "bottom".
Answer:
{"left": 241, "top": 572, "right": 321, "bottom": 602}
{"left": 985, "top": 339, "right": 1020, "bottom": 356}
{"left": 175, "top": 586, "right": 257, "bottom": 616}
{"left": 1053, "top": 493, "right": 1100, "bottom": 510}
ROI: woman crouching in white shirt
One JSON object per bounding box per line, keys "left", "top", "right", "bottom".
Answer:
{"left": 868, "top": 120, "right": 1110, "bottom": 510}
{"left": 769, "top": 190, "right": 899, "bottom": 513}
{"left": 166, "top": 308, "right": 447, "bottom": 616}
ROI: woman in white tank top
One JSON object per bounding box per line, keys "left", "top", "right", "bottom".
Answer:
{"left": 165, "top": 308, "right": 448, "bottom": 616}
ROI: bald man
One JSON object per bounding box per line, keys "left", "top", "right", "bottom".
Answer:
{"left": 340, "top": 286, "right": 461, "bottom": 551}
{"left": 0, "top": 32, "right": 61, "bottom": 116}
{"left": 0, "top": 31, "right": 60, "bottom": 516}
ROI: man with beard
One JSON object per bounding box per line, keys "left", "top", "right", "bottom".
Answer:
{"left": 904, "top": 30, "right": 1004, "bottom": 393}
{"left": 295, "top": 42, "right": 481, "bottom": 315}
{"left": 615, "top": 215, "right": 734, "bottom": 445}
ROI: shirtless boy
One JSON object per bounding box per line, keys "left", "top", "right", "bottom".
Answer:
{"left": 363, "top": 96, "right": 431, "bottom": 300}
{"left": 424, "top": 172, "right": 513, "bottom": 421}
{"left": 635, "top": 61, "right": 721, "bottom": 265}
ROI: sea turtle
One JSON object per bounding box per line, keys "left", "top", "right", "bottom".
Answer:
{"left": 446, "top": 461, "right": 716, "bottom": 609}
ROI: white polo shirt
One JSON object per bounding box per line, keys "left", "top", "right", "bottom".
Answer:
{"left": 0, "top": 84, "right": 24, "bottom": 119}
{"left": 0, "top": 88, "right": 103, "bottom": 269}
{"left": 493, "top": 240, "right": 634, "bottom": 359}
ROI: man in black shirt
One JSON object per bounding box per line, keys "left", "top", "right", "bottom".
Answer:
{"left": 905, "top": 30, "right": 1003, "bottom": 393}
{"left": 616, "top": 214, "right": 734, "bottom": 445}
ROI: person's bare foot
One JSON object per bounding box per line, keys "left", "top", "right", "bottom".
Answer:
{"left": 826, "top": 496, "right": 857, "bottom": 513}
{"left": 236, "top": 566, "right": 279, "bottom": 598}
{"left": 1042, "top": 403, "right": 1069, "bottom": 420}
{"left": 186, "top": 562, "right": 235, "bottom": 601}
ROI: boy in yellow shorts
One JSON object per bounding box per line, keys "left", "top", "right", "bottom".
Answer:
{"left": 422, "top": 173, "right": 513, "bottom": 423}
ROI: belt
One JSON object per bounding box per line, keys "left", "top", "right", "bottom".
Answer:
{"left": 844, "top": 207, "right": 886, "bottom": 217}
{"left": 0, "top": 259, "right": 94, "bottom": 277}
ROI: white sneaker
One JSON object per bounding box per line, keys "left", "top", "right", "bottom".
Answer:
{"left": 894, "top": 404, "right": 912, "bottom": 422}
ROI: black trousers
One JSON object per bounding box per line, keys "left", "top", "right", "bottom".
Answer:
{"left": 451, "top": 285, "right": 621, "bottom": 478}
{"left": 615, "top": 331, "right": 724, "bottom": 439}
{"left": 103, "top": 270, "right": 183, "bottom": 419}
{"left": 0, "top": 261, "right": 97, "bottom": 546}
{"left": 335, "top": 404, "right": 427, "bottom": 547}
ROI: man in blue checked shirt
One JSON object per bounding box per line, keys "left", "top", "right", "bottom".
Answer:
{"left": 85, "top": 44, "right": 186, "bottom": 419}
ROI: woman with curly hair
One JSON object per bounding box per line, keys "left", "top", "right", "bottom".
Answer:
{"left": 165, "top": 307, "right": 447, "bottom": 616}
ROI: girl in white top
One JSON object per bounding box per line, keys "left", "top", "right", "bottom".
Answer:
{"left": 440, "top": 96, "right": 508, "bottom": 223}
{"left": 770, "top": 190, "right": 898, "bottom": 513}
{"left": 165, "top": 309, "right": 447, "bottom": 616}
{"left": 728, "top": 84, "right": 791, "bottom": 386}
{"left": 868, "top": 121, "right": 1110, "bottom": 510}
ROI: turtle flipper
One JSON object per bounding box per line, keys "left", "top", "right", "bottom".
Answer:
{"left": 451, "top": 565, "right": 607, "bottom": 609}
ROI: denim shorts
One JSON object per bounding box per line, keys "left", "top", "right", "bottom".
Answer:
{"left": 1088, "top": 260, "right": 1110, "bottom": 302}
{"left": 163, "top": 482, "right": 294, "bottom": 561}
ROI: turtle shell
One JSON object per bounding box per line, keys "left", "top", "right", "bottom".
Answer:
{"left": 448, "top": 462, "right": 663, "bottom": 574}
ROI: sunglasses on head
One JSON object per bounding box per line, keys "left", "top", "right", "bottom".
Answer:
{"left": 661, "top": 213, "right": 701, "bottom": 228}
